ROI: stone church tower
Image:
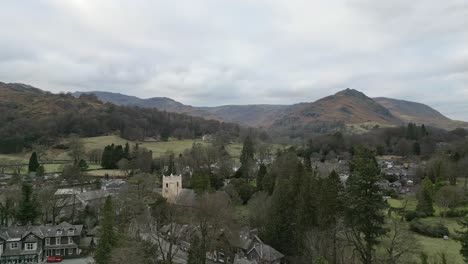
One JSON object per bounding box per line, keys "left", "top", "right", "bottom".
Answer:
{"left": 162, "top": 174, "right": 182, "bottom": 201}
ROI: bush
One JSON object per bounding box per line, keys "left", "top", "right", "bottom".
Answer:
{"left": 446, "top": 209, "right": 468, "bottom": 218}
{"left": 409, "top": 220, "right": 449, "bottom": 238}
{"left": 405, "top": 210, "right": 427, "bottom": 221}
{"left": 383, "top": 189, "right": 399, "bottom": 199}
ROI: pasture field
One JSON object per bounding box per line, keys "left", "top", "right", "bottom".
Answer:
{"left": 83, "top": 135, "right": 208, "bottom": 157}
{"left": 387, "top": 195, "right": 465, "bottom": 263}
{"left": 1, "top": 135, "right": 284, "bottom": 164}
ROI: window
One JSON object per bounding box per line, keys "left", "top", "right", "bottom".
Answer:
{"left": 25, "top": 243, "right": 36, "bottom": 251}
{"left": 68, "top": 228, "right": 74, "bottom": 235}
{"left": 57, "top": 229, "right": 63, "bottom": 235}
{"left": 45, "top": 238, "right": 51, "bottom": 245}
{"left": 10, "top": 242, "right": 18, "bottom": 249}
{"left": 56, "top": 237, "right": 61, "bottom": 245}
{"left": 56, "top": 249, "right": 61, "bottom": 256}
{"left": 166, "top": 183, "right": 168, "bottom": 188}
{"left": 68, "top": 248, "right": 74, "bottom": 255}
{"left": 68, "top": 237, "right": 73, "bottom": 244}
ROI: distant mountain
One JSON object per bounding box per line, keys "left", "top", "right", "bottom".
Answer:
{"left": 73, "top": 91, "right": 189, "bottom": 112}
{"left": 73, "top": 91, "right": 286, "bottom": 127}
{"left": 270, "top": 89, "right": 403, "bottom": 134}
{"left": 373, "top": 97, "right": 466, "bottom": 130}
{"left": 74, "top": 88, "right": 468, "bottom": 133}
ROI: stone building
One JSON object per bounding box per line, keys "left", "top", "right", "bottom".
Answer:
{"left": 162, "top": 174, "right": 182, "bottom": 202}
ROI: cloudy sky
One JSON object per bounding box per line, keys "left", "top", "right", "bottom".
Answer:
{"left": 1, "top": 1, "right": 467, "bottom": 120}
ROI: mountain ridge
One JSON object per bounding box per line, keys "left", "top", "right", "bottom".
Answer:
{"left": 73, "top": 89, "right": 468, "bottom": 132}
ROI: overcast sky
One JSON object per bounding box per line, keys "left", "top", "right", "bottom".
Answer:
{"left": 1, "top": 1, "right": 467, "bottom": 120}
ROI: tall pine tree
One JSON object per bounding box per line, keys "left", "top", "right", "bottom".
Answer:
{"left": 28, "top": 152, "right": 40, "bottom": 173}
{"left": 16, "top": 183, "right": 39, "bottom": 225}
{"left": 95, "top": 196, "right": 118, "bottom": 264}
{"left": 256, "top": 163, "right": 267, "bottom": 191}
{"left": 240, "top": 135, "right": 255, "bottom": 179}
{"left": 344, "top": 147, "right": 387, "bottom": 264}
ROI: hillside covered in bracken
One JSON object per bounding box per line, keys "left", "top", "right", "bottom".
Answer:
{"left": 0, "top": 82, "right": 240, "bottom": 153}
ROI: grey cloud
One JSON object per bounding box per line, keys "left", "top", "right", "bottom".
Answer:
{"left": 0, "top": 0, "right": 467, "bottom": 120}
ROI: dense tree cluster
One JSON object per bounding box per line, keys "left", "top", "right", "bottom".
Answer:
{"left": 101, "top": 143, "right": 130, "bottom": 169}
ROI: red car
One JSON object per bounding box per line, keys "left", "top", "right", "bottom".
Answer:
{"left": 47, "top": 256, "right": 63, "bottom": 263}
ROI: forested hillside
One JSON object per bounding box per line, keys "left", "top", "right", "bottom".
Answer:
{"left": 0, "top": 82, "right": 240, "bottom": 153}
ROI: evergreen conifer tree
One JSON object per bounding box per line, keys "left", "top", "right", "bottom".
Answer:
{"left": 344, "top": 147, "right": 387, "bottom": 264}
{"left": 256, "top": 163, "right": 267, "bottom": 191}
{"left": 416, "top": 177, "right": 435, "bottom": 216}
{"left": 28, "top": 152, "right": 40, "bottom": 173}
{"left": 95, "top": 196, "right": 117, "bottom": 264}
{"left": 16, "top": 183, "right": 39, "bottom": 225}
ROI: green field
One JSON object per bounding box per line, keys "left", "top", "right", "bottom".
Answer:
{"left": 84, "top": 135, "right": 244, "bottom": 159}
{"left": 83, "top": 135, "right": 206, "bottom": 157}
{"left": 387, "top": 195, "right": 465, "bottom": 263}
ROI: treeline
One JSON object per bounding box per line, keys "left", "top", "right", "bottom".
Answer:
{"left": 0, "top": 88, "right": 240, "bottom": 154}
{"left": 301, "top": 123, "right": 467, "bottom": 161}
{"left": 100, "top": 143, "right": 153, "bottom": 173}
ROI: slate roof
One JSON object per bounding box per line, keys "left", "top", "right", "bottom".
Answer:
{"left": 223, "top": 231, "right": 253, "bottom": 251}
{"left": 234, "top": 255, "right": 258, "bottom": 264}
{"left": 248, "top": 242, "right": 284, "bottom": 262}
{"left": 40, "top": 221, "right": 83, "bottom": 237}
{"left": 0, "top": 226, "right": 44, "bottom": 241}
{"left": 0, "top": 222, "right": 83, "bottom": 242}
{"left": 77, "top": 190, "right": 109, "bottom": 204}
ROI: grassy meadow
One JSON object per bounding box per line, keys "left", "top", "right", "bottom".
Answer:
{"left": 387, "top": 194, "right": 465, "bottom": 263}
{"left": 1, "top": 135, "right": 279, "bottom": 175}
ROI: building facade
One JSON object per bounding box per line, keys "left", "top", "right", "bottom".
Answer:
{"left": 0, "top": 222, "right": 83, "bottom": 264}
{"left": 162, "top": 174, "right": 182, "bottom": 202}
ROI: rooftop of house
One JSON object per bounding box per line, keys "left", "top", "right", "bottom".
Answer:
{"left": 234, "top": 255, "right": 258, "bottom": 264}
{"left": 0, "top": 222, "right": 83, "bottom": 242}
{"left": 248, "top": 239, "right": 284, "bottom": 262}
{"left": 77, "top": 189, "right": 109, "bottom": 202}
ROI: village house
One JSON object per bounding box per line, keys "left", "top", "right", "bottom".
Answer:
{"left": 246, "top": 236, "right": 284, "bottom": 264}
{"left": 0, "top": 222, "right": 84, "bottom": 264}
{"left": 54, "top": 188, "right": 110, "bottom": 219}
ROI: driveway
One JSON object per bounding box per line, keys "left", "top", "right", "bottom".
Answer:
{"left": 57, "top": 258, "right": 94, "bottom": 264}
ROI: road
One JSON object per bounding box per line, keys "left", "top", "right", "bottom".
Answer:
{"left": 42, "top": 258, "right": 94, "bottom": 264}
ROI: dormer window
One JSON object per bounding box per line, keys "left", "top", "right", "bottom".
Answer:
{"left": 57, "top": 230, "right": 63, "bottom": 235}
{"left": 68, "top": 228, "right": 75, "bottom": 235}
{"left": 10, "top": 242, "right": 18, "bottom": 249}
{"left": 25, "top": 243, "right": 36, "bottom": 251}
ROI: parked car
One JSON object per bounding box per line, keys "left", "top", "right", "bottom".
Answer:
{"left": 47, "top": 256, "right": 63, "bottom": 263}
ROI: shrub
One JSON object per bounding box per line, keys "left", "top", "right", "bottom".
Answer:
{"left": 383, "top": 189, "right": 399, "bottom": 199}
{"left": 405, "top": 210, "right": 427, "bottom": 221}
{"left": 409, "top": 220, "right": 449, "bottom": 238}
{"left": 446, "top": 209, "right": 468, "bottom": 218}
